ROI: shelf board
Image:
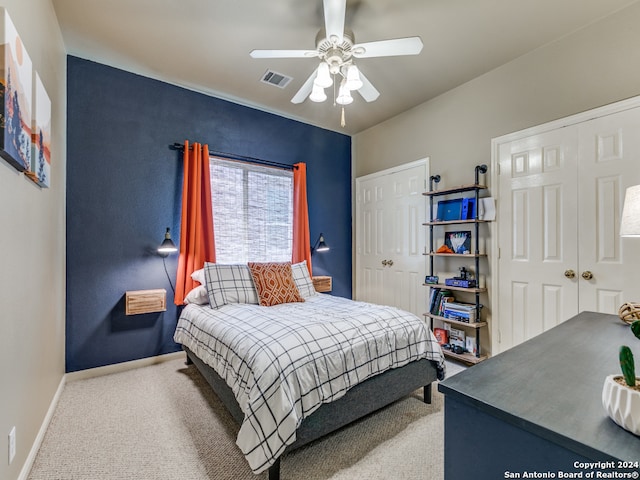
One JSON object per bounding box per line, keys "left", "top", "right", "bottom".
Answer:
{"left": 442, "top": 349, "right": 488, "bottom": 364}
{"left": 423, "top": 184, "right": 487, "bottom": 197}
{"left": 423, "top": 219, "right": 490, "bottom": 226}
{"left": 424, "top": 313, "right": 487, "bottom": 328}
{"left": 424, "top": 283, "right": 487, "bottom": 293}
{"left": 424, "top": 252, "right": 487, "bottom": 258}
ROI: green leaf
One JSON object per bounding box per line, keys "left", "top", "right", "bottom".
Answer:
{"left": 631, "top": 320, "right": 640, "bottom": 341}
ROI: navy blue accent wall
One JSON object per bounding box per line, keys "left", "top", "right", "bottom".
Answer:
{"left": 66, "top": 56, "right": 352, "bottom": 372}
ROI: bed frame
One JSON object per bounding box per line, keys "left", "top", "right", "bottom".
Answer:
{"left": 183, "top": 346, "right": 439, "bottom": 480}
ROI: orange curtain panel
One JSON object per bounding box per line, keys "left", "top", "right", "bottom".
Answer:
{"left": 174, "top": 141, "right": 216, "bottom": 305}
{"left": 292, "top": 162, "right": 313, "bottom": 275}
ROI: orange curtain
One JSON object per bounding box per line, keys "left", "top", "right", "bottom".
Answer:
{"left": 292, "top": 162, "right": 312, "bottom": 275}
{"left": 174, "top": 141, "right": 216, "bottom": 305}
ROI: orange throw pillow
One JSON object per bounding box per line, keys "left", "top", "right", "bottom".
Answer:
{"left": 248, "top": 262, "right": 305, "bottom": 307}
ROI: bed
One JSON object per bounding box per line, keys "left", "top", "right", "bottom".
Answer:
{"left": 173, "top": 261, "right": 445, "bottom": 479}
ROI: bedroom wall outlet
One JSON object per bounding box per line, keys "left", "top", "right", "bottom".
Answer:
{"left": 8, "top": 426, "right": 15, "bottom": 464}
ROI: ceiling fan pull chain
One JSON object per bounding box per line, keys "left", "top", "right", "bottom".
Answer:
{"left": 341, "top": 107, "right": 346, "bottom": 128}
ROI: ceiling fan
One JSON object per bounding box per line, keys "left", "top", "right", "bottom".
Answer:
{"left": 250, "top": 0, "right": 423, "bottom": 116}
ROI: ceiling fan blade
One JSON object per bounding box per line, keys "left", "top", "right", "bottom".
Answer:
{"left": 323, "top": 0, "right": 346, "bottom": 43}
{"left": 352, "top": 37, "right": 423, "bottom": 58}
{"left": 291, "top": 68, "right": 318, "bottom": 104}
{"left": 250, "top": 49, "right": 318, "bottom": 59}
{"left": 356, "top": 71, "right": 379, "bottom": 102}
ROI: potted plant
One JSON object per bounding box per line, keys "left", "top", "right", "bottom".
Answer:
{"left": 602, "top": 320, "right": 640, "bottom": 435}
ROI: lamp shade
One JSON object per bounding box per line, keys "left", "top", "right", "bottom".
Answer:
{"left": 316, "top": 235, "right": 329, "bottom": 252}
{"left": 314, "top": 62, "right": 333, "bottom": 88}
{"left": 336, "top": 79, "right": 353, "bottom": 105}
{"left": 158, "top": 227, "right": 178, "bottom": 254}
{"left": 345, "top": 64, "right": 363, "bottom": 90}
{"left": 309, "top": 83, "right": 327, "bottom": 103}
{"left": 621, "top": 185, "right": 640, "bottom": 237}
{"left": 311, "top": 233, "right": 330, "bottom": 254}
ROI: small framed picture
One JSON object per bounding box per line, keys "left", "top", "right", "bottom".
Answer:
{"left": 444, "top": 230, "right": 471, "bottom": 254}
{"left": 425, "top": 275, "right": 439, "bottom": 284}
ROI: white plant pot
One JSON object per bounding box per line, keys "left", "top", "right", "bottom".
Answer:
{"left": 602, "top": 374, "right": 640, "bottom": 435}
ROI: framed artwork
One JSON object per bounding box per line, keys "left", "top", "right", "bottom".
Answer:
{"left": 26, "top": 71, "right": 50, "bottom": 187}
{"left": 0, "top": 8, "right": 32, "bottom": 172}
{"left": 444, "top": 230, "right": 471, "bottom": 254}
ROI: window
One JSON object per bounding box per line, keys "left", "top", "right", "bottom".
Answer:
{"left": 209, "top": 157, "right": 293, "bottom": 263}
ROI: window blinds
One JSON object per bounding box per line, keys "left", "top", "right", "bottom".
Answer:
{"left": 209, "top": 157, "right": 293, "bottom": 264}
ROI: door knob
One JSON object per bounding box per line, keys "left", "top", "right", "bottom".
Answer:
{"left": 582, "top": 271, "right": 593, "bottom": 280}
{"left": 387, "top": 259, "right": 394, "bottom": 266}
{"left": 564, "top": 269, "right": 576, "bottom": 279}
{"left": 381, "top": 260, "right": 388, "bottom": 266}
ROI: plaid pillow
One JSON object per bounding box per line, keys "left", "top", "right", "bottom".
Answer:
{"left": 291, "top": 260, "right": 318, "bottom": 299}
{"left": 248, "top": 262, "right": 305, "bottom": 307}
{"left": 204, "top": 263, "right": 259, "bottom": 309}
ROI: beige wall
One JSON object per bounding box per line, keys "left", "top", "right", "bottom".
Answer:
{"left": 354, "top": 2, "right": 640, "bottom": 180}
{"left": 0, "top": 1, "right": 66, "bottom": 479}
{"left": 353, "top": 1, "right": 640, "bottom": 355}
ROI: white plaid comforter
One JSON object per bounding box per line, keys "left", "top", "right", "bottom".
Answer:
{"left": 173, "top": 294, "right": 445, "bottom": 474}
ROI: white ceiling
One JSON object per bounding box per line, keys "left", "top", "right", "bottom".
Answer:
{"left": 51, "top": 0, "right": 638, "bottom": 134}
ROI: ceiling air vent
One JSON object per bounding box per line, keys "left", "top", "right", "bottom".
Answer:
{"left": 260, "top": 70, "right": 292, "bottom": 89}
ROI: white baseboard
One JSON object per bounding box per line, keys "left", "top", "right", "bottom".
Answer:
{"left": 18, "top": 374, "right": 66, "bottom": 480}
{"left": 19, "top": 351, "right": 186, "bottom": 480}
{"left": 65, "top": 351, "right": 186, "bottom": 383}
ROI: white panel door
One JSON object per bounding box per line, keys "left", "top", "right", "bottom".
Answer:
{"left": 577, "top": 109, "right": 640, "bottom": 313}
{"left": 497, "top": 128, "right": 580, "bottom": 352}
{"left": 496, "top": 104, "right": 640, "bottom": 354}
{"left": 355, "top": 160, "right": 428, "bottom": 317}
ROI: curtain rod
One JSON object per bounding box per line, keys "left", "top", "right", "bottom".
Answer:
{"left": 170, "top": 143, "right": 295, "bottom": 170}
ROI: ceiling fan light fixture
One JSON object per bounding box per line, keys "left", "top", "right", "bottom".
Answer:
{"left": 314, "top": 62, "right": 333, "bottom": 88}
{"left": 345, "top": 64, "right": 363, "bottom": 90}
{"left": 249, "top": 0, "right": 424, "bottom": 124}
{"left": 336, "top": 79, "right": 353, "bottom": 105}
{"left": 309, "top": 83, "right": 327, "bottom": 102}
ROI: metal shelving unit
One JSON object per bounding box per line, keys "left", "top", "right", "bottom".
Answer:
{"left": 423, "top": 164, "right": 489, "bottom": 364}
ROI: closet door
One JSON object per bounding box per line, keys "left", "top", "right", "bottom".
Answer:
{"left": 577, "top": 109, "right": 640, "bottom": 313}
{"left": 495, "top": 103, "right": 640, "bottom": 354}
{"left": 355, "top": 160, "right": 427, "bottom": 317}
{"left": 496, "top": 127, "right": 580, "bottom": 353}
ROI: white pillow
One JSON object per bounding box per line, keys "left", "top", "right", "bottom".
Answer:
{"left": 204, "top": 263, "right": 259, "bottom": 309}
{"left": 184, "top": 285, "right": 209, "bottom": 305}
{"left": 291, "top": 260, "right": 318, "bottom": 298}
{"left": 191, "top": 268, "right": 205, "bottom": 285}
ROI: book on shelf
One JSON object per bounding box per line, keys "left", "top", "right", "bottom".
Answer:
{"left": 429, "top": 288, "right": 454, "bottom": 316}
{"left": 441, "top": 301, "right": 481, "bottom": 322}
{"left": 433, "top": 328, "right": 448, "bottom": 345}
{"left": 449, "top": 327, "right": 466, "bottom": 348}
{"left": 443, "top": 311, "right": 475, "bottom": 322}
{"left": 428, "top": 288, "right": 439, "bottom": 313}
{"left": 461, "top": 197, "right": 477, "bottom": 220}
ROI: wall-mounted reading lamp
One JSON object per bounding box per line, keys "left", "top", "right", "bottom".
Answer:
{"left": 157, "top": 227, "right": 178, "bottom": 295}
{"left": 311, "top": 233, "right": 330, "bottom": 254}
{"left": 157, "top": 227, "right": 178, "bottom": 257}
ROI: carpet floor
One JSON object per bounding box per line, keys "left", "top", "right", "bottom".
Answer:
{"left": 28, "top": 357, "right": 462, "bottom": 480}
